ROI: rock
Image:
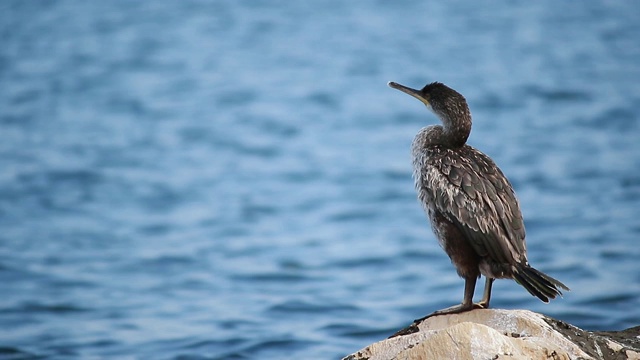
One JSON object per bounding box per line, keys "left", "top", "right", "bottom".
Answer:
{"left": 342, "top": 309, "right": 640, "bottom": 360}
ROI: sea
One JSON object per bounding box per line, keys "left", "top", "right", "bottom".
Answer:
{"left": 1, "top": 1, "right": 639, "bottom": 359}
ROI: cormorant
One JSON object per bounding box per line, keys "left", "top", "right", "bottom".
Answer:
{"left": 388, "top": 81, "right": 568, "bottom": 319}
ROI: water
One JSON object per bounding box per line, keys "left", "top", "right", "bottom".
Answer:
{"left": 1, "top": 1, "right": 639, "bottom": 359}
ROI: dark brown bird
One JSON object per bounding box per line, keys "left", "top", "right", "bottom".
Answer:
{"left": 388, "top": 81, "right": 568, "bottom": 319}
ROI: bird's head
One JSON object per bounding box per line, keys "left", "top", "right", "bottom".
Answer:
{"left": 388, "top": 81, "right": 469, "bottom": 122}
{"left": 388, "top": 81, "right": 472, "bottom": 147}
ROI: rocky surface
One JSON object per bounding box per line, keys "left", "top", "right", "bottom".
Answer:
{"left": 343, "top": 309, "right": 640, "bottom": 360}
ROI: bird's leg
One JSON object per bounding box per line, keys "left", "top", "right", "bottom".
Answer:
{"left": 414, "top": 276, "right": 479, "bottom": 323}
{"left": 476, "top": 277, "right": 494, "bottom": 309}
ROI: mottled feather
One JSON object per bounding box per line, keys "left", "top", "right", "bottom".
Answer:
{"left": 413, "top": 142, "right": 526, "bottom": 268}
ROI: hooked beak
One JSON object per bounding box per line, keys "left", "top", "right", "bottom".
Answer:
{"left": 388, "top": 81, "right": 430, "bottom": 107}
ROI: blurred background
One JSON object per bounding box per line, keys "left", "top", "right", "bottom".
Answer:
{"left": 1, "top": 1, "right": 639, "bottom": 359}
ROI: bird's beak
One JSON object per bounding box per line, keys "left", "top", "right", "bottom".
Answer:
{"left": 388, "top": 81, "right": 430, "bottom": 107}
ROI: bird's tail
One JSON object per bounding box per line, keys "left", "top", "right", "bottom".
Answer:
{"left": 513, "top": 263, "right": 570, "bottom": 303}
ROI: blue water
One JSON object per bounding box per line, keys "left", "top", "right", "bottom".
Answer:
{"left": 1, "top": 1, "right": 639, "bottom": 359}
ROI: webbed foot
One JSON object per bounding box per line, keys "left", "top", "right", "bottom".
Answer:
{"left": 413, "top": 301, "right": 486, "bottom": 324}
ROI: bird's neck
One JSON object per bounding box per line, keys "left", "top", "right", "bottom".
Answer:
{"left": 412, "top": 109, "right": 472, "bottom": 154}
{"left": 438, "top": 112, "right": 471, "bottom": 148}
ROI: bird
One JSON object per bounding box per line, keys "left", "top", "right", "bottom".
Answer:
{"left": 388, "top": 81, "right": 569, "bottom": 320}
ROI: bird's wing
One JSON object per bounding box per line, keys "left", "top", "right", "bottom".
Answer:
{"left": 420, "top": 146, "right": 526, "bottom": 264}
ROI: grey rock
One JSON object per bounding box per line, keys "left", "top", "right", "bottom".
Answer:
{"left": 343, "top": 309, "right": 640, "bottom": 360}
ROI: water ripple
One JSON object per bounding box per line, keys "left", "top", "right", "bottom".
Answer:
{"left": 1, "top": 302, "right": 90, "bottom": 315}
